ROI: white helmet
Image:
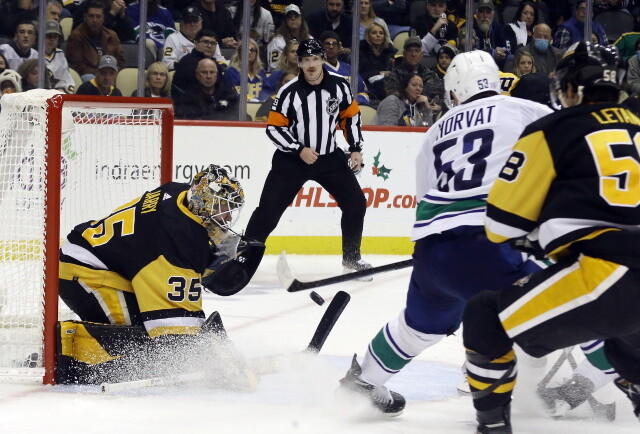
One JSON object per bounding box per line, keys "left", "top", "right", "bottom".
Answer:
{"left": 444, "top": 50, "right": 499, "bottom": 107}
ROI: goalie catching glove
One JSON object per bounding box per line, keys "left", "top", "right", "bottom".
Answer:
{"left": 201, "top": 236, "right": 265, "bottom": 296}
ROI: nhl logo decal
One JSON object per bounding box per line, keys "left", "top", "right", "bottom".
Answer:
{"left": 326, "top": 97, "right": 339, "bottom": 115}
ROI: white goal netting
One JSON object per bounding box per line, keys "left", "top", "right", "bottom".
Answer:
{"left": 0, "top": 89, "right": 170, "bottom": 382}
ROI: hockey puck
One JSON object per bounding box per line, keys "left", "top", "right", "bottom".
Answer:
{"left": 310, "top": 291, "right": 325, "bottom": 306}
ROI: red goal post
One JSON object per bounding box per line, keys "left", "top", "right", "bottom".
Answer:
{"left": 0, "top": 90, "right": 174, "bottom": 384}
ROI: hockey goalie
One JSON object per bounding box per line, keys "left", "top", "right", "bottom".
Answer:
{"left": 56, "top": 164, "right": 264, "bottom": 387}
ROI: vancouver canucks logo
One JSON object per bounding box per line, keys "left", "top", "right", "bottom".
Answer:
{"left": 326, "top": 97, "right": 339, "bottom": 115}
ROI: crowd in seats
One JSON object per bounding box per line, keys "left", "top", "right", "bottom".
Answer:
{"left": 3, "top": 0, "right": 640, "bottom": 122}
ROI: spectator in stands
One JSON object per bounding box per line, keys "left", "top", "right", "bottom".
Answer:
{"left": 412, "top": 0, "right": 458, "bottom": 58}
{"left": 375, "top": 72, "right": 433, "bottom": 126}
{"left": 473, "top": 0, "right": 509, "bottom": 69}
{"left": 230, "top": 0, "right": 274, "bottom": 49}
{"left": 0, "top": 21, "right": 38, "bottom": 71}
{"left": 173, "top": 57, "right": 239, "bottom": 120}
{"left": 194, "top": 0, "right": 237, "bottom": 49}
{"left": 371, "top": 0, "right": 409, "bottom": 39}
{"left": 0, "top": 0, "right": 63, "bottom": 39}
{"left": 516, "top": 23, "right": 563, "bottom": 76}
{"left": 359, "top": 0, "right": 390, "bottom": 43}
{"left": 66, "top": 1, "right": 126, "bottom": 82}
{"left": 504, "top": 1, "right": 540, "bottom": 50}
{"left": 427, "top": 43, "right": 456, "bottom": 115}
{"left": 594, "top": 0, "right": 629, "bottom": 14}
{"left": 320, "top": 30, "right": 370, "bottom": 105}
{"left": 259, "top": 0, "right": 302, "bottom": 29}
{"left": 626, "top": 38, "right": 640, "bottom": 96}
{"left": 171, "top": 29, "right": 227, "bottom": 95}
{"left": 259, "top": 38, "right": 298, "bottom": 100}
{"left": 43, "top": 19, "right": 75, "bottom": 93}
{"left": 385, "top": 35, "right": 432, "bottom": 98}
{"left": 133, "top": 61, "right": 171, "bottom": 97}
{"left": 359, "top": 21, "right": 396, "bottom": 102}
{"left": 553, "top": 0, "right": 609, "bottom": 50}
{"left": 0, "top": 53, "right": 7, "bottom": 73}
{"left": 75, "top": 54, "right": 122, "bottom": 95}
{"left": 512, "top": 49, "right": 535, "bottom": 77}
{"left": 17, "top": 58, "right": 52, "bottom": 91}
{"left": 46, "top": 0, "right": 64, "bottom": 22}
{"left": 254, "top": 71, "right": 296, "bottom": 121}
{"left": 307, "top": 0, "right": 353, "bottom": 54}
{"left": 127, "top": 0, "right": 176, "bottom": 53}
{"left": 0, "top": 69, "right": 22, "bottom": 96}
{"left": 456, "top": 26, "right": 478, "bottom": 52}
{"left": 69, "top": 0, "right": 137, "bottom": 44}
{"left": 266, "top": 4, "right": 311, "bottom": 71}
{"left": 162, "top": 6, "right": 227, "bottom": 71}
{"left": 223, "top": 38, "right": 267, "bottom": 101}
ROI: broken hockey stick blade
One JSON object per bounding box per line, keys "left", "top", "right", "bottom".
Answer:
{"left": 306, "top": 290, "right": 350, "bottom": 352}
{"left": 277, "top": 251, "right": 412, "bottom": 292}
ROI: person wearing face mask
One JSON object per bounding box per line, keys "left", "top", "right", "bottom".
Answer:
{"left": 516, "top": 23, "right": 563, "bottom": 76}
{"left": 626, "top": 39, "right": 640, "bottom": 96}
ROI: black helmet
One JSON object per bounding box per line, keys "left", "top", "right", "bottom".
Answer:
{"left": 296, "top": 39, "right": 325, "bottom": 58}
{"left": 551, "top": 41, "right": 620, "bottom": 108}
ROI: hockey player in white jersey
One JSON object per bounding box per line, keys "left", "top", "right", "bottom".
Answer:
{"left": 337, "top": 50, "right": 553, "bottom": 415}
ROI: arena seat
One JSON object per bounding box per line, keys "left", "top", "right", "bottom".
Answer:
{"left": 393, "top": 31, "right": 409, "bottom": 52}
{"left": 595, "top": 11, "right": 634, "bottom": 43}
{"left": 359, "top": 105, "right": 377, "bottom": 125}
{"left": 116, "top": 67, "right": 140, "bottom": 96}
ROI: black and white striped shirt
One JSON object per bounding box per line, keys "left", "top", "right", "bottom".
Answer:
{"left": 266, "top": 69, "right": 363, "bottom": 155}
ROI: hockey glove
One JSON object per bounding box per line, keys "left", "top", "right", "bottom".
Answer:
{"left": 202, "top": 238, "right": 265, "bottom": 296}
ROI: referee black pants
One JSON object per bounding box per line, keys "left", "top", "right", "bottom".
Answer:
{"left": 245, "top": 149, "right": 366, "bottom": 262}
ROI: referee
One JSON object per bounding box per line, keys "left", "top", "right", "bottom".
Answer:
{"left": 245, "top": 39, "right": 371, "bottom": 273}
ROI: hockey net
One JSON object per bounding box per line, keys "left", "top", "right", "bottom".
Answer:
{"left": 0, "top": 89, "right": 173, "bottom": 384}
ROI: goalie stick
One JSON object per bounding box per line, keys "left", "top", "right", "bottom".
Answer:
{"left": 277, "top": 251, "right": 412, "bottom": 292}
{"left": 100, "top": 291, "right": 350, "bottom": 393}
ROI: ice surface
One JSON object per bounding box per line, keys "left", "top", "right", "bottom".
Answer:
{"left": 0, "top": 255, "right": 637, "bottom": 433}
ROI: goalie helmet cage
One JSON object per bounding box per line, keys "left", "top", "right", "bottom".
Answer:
{"left": 0, "top": 89, "right": 174, "bottom": 385}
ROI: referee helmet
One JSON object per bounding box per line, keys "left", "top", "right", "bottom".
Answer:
{"left": 297, "top": 39, "right": 325, "bottom": 59}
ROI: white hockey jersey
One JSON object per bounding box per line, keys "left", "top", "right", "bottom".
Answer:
{"left": 411, "top": 94, "right": 552, "bottom": 241}
{"left": 0, "top": 44, "right": 38, "bottom": 70}
{"left": 46, "top": 48, "right": 75, "bottom": 93}
{"left": 161, "top": 32, "right": 227, "bottom": 70}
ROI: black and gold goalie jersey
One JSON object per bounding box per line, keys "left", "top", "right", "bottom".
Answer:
{"left": 486, "top": 103, "right": 640, "bottom": 263}
{"left": 61, "top": 182, "right": 211, "bottom": 337}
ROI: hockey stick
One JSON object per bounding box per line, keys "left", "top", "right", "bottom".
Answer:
{"left": 101, "top": 292, "right": 350, "bottom": 393}
{"left": 536, "top": 348, "right": 615, "bottom": 421}
{"left": 565, "top": 350, "right": 616, "bottom": 421}
{"left": 277, "top": 251, "right": 412, "bottom": 292}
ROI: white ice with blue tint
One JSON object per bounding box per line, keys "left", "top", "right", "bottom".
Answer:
{"left": 1, "top": 255, "right": 638, "bottom": 433}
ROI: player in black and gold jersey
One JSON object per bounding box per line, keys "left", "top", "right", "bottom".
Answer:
{"left": 57, "top": 165, "right": 264, "bottom": 384}
{"left": 462, "top": 41, "right": 640, "bottom": 432}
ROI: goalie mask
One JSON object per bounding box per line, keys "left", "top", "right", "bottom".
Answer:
{"left": 187, "top": 165, "right": 244, "bottom": 243}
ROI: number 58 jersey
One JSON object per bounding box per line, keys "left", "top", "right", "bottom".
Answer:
{"left": 412, "top": 94, "right": 553, "bottom": 241}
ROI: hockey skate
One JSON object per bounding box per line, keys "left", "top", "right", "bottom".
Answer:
{"left": 342, "top": 259, "right": 373, "bottom": 282}
{"left": 614, "top": 378, "right": 640, "bottom": 419}
{"left": 476, "top": 403, "right": 512, "bottom": 433}
{"left": 338, "top": 354, "right": 406, "bottom": 416}
{"left": 537, "top": 374, "right": 595, "bottom": 418}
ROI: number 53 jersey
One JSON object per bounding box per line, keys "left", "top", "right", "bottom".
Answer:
{"left": 412, "top": 94, "right": 553, "bottom": 241}
{"left": 486, "top": 103, "right": 640, "bottom": 259}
